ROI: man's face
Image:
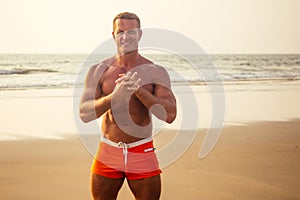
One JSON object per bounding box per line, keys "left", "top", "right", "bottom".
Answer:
{"left": 112, "top": 19, "right": 142, "bottom": 55}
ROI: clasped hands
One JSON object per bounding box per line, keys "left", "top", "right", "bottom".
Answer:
{"left": 112, "top": 72, "right": 141, "bottom": 99}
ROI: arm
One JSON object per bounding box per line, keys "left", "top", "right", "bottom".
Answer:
{"left": 135, "top": 86, "right": 176, "bottom": 123}
{"left": 134, "top": 67, "right": 177, "bottom": 123}
{"left": 79, "top": 64, "right": 112, "bottom": 123}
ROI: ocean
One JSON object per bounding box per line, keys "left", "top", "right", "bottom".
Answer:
{"left": 0, "top": 54, "right": 300, "bottom": 90}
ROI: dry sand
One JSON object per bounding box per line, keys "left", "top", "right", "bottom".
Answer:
{"left": 1, "top": 121, "right": 299, "bottom": 200}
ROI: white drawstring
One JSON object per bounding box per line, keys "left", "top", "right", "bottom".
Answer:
{"left": 118, "top": 142, "right": 129, "bottom": 166}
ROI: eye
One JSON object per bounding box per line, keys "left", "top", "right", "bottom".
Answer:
{"left": 127, "top": 30, "right": 136, "bottom": 34}
{"left": 116, "top": 30, "right": 124, "bottom": 36}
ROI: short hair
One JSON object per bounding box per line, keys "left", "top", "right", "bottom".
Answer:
{"left": 113, "top": 12, "right": 141, "bottom": 31}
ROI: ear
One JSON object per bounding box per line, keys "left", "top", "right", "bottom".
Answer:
{"left": 112, "top": 32, "right": 115, "bottom": 40}
{"left": 138, "top": 29, "right": 142, "bottom": 41}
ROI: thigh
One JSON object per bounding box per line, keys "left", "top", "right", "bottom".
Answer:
{"left": 127, "top": 174, "right": 161, "bottom": 200}
{"left": 91, "top": 173, "right": 125, "bottom": 200}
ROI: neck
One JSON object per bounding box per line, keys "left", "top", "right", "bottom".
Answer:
{"left": 116, "top": 50, "right": 139, "bottom": 70}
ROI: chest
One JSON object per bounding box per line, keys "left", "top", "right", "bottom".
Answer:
{"left": 100, "top": 66, "right": 154, "bottom": 96}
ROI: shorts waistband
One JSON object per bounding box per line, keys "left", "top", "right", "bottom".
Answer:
{"left": 100, "top": 136, "right": 153, "bottom": 148}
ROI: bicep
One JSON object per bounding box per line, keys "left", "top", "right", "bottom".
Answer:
{"left": 80, "top": 86, "right": 101, "bottom": 104}
{"left": 149, "top": 65, "right": 171, "bottom": 90}
{"left": 80, "top": 66, "right": 102, "bottom": 104}
{"left": 153, "top": 67, "right": 174, "bottom": 101}
{"left": 154, "top": 84, "right": 176, "bottom": 104}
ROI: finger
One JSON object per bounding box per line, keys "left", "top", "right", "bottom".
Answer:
{"left": 115, "top": 76, "right": 124, "bottom": 83}
{"left": 115, "top": 73, "right": 128, "bottom": 83}
{"left": 132, "top": 78, "right": 141, "bottom": 87}
{"left": 126, "top": 72, "right": 137, "bottom": 82}
{"left": 121, "top": 72, "right": 132, "bottom": 82}
{"left": 130, "top": 72, "right": 138, "bottom": 79}
{"left": 127, "top": 78, "right": 141, "bottom": 91}
{"left": 115, "top": 72, "right": 136, "bottom": 83}
{"left": 126, "top": 71, "right": 132, "bottom": 77}
{"left": 123, "top": 81, "right": 136, "bottom": 86}
{"left": 127, "top": 87, "right": 137, "bottom": 91}
{"left": 135, "top": 78, "right": 141, "bottom": 85}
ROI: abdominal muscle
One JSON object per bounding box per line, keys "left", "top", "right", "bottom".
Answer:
{"left": 101, "top": 97, "right": 153, "bottom": 144}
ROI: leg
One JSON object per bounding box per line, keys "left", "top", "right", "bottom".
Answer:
{"left": 91, "top": 173, "right": 125, "bottom": 200}
{"left": 127, "top": 174, "right": 161, "bottom": 200}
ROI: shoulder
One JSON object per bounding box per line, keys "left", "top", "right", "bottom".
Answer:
{"left": 91, "top": 56, "right": 114, "bottom": 71}
{"left": 144, "top": 63, "right": 171, "bottom": 88}
{"left": 138, "top": 56, "right": 167, "bottom": 72}
{"left": 85, "top": 56, "right": 115, "bottom": 86}
{"left": 145, "top": 63, "right": 169, "bottom": 78}
{"left": 137, "top": 56, "right": 170, "bottom": 79}
{"left": 153, "top": 64, "right": 168, "bottom": 73}
{"left": 88, "top": 57, "right": 115, "bottom": 77}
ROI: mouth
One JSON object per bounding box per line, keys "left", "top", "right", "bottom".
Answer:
{"left": 121, "top": 42, "right": 131, "bottom": 46}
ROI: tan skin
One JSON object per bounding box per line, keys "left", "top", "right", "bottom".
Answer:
{"left": 80, "top": 19, "right": 177, "bottom": 200}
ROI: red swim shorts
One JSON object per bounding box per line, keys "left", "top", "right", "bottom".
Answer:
{"left": 91, "top": 137, "right": 162, "bottom": 180}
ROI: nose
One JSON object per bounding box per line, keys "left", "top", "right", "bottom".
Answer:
{"left": 122, "top": 31, "right": 129, "bottom": 40}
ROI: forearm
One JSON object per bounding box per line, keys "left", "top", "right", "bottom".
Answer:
{"left": 80, "top": 95, "right": 112, "bottom": 123}
{"left": 134, "top": 87, "right": 176, "bottom": 123}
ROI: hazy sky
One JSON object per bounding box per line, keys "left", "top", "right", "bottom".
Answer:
{"left": 0, "top": 0, "right": 299, "bottom": 53}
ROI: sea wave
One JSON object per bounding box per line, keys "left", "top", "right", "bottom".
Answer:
{"left": 0, "top": 54, "right": 300, "bottom": 90}
{"left": 0, "top": 68, "right": 59, "bottom": 75}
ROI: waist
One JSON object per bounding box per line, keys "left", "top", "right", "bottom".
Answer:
{"left": 101, "top": 135, "right": 153, "bottom": 148}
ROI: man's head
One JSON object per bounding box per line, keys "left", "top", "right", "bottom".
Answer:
{"left": 112, "top": 12, "right": 142, "bottom": 55}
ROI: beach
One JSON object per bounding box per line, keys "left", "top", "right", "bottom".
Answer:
{"left": 0, "top": 81, "right": 300, "bottom": 199}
